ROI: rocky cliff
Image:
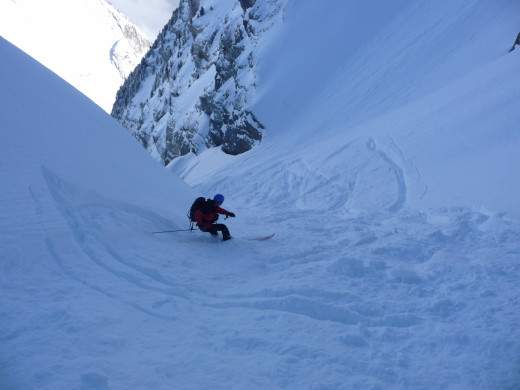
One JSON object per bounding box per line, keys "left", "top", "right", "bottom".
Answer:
{"left": 112, "top": 0, "right": 284, "bottom": 165}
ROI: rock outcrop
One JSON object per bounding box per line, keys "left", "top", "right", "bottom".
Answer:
{"left": 112, "top": 0, "right": 283, "bottom": 165}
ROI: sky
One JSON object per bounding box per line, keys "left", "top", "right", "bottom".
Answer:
{"left": 107, "top": 0, "right": 180, "bottom": 38}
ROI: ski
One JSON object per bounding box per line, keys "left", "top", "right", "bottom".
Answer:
{"left": 246, "top": 233, "right": 275, "bottom": 241}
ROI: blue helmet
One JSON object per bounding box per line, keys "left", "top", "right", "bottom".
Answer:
{"left": 213, "top": 194, "right": 225, "bottom": 203}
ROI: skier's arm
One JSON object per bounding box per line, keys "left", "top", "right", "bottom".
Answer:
{"left": 216, "top": 206, "right": 234, "bottom": 217}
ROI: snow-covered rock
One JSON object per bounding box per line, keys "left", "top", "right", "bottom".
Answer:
{"left": 0, "top": 0, "right": 151, "bottom": 112}
{"left": 112, "top": 0, "right": 282, "bottom": 164}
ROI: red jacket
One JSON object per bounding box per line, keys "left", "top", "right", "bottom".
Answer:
{"left": 194, "top": 205, "right": 231, "bottom": 229}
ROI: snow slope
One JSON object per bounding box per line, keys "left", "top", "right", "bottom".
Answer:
{"left": 0, "top": 36, "right": 195, "bottom": 389}
{"left": 2, "top": 1, "right": 520, "bottom": 389}
{"left": 173, "top": 0, "right": 520, "bottom": 216}
{"left": 0, "top": 0, "right": 151, "bottom": 112}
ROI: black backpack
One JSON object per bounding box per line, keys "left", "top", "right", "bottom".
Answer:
{"left": 188, "top": 197, "right": 207, "bottom": 222}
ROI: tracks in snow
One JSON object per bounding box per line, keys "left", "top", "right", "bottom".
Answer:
{"left": 40, "top": 163, "right": 520, "bottom": 387}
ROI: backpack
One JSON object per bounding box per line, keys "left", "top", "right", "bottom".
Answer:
{"left": 188, "top": 197, "right": 207, "bottom": 222}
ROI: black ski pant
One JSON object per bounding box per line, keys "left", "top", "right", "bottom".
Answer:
{"left": 208, "top": 224, "right": 231, "bottom": 240}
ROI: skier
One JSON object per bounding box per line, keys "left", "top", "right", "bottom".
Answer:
{"left": 194, "top": 194, "right": 235, "bottom": 241}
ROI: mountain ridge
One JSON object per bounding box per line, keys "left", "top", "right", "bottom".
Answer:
{"left": 112, "top": 0, "right": 283, "bottom": 164}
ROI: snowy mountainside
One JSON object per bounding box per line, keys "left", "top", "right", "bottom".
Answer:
{"left": 0, "top": 0, "right": 151, "bottom": 112}
{"left": 2, "top": 1, "right": 520, "bottom": 389}
{"left": 112, "top": 0, "right": 282, "bottom": 164}
{"left": 172, "top": 0, "right": 520, "bottom": 217}
{"left": 0, "top": 36, "right": 194, "bottom": 229}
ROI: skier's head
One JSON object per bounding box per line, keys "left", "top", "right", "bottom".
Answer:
{"left": 213, "top": 194, "right": 225, "bottom": 204}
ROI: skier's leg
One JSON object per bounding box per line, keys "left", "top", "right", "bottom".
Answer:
{"left": 210, "top": 224, "right": 231, "bottom": 240}
{"left": 220, "top": 224, "right": 231, "bottom": 241}
{"left": 207, "top": 225, "right": 219, "bottom": 236}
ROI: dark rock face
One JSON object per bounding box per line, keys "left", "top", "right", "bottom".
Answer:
{"left": 111, "top": 0, "right": 283, "bottom": 165}
{"left": 222, "top": 111, "right": 264, "bottom": 155}
{"left": 239, "top": 0, "right": 257, "bottom": 12}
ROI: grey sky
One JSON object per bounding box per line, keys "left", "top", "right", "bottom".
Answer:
{"left": 107, "top": 0, "right": 180, "bottom": 39}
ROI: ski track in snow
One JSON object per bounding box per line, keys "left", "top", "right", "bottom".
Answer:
{"left": 155, "top": 133, "right": 520, "bottom": 388}
{"left": 36, "top": 163, "right": 520, "bottom": 389}
{"left": 1, "top": 151, "right": 517, "bottom": 389}
{"left": 184, "top": 143, "right": 519, "bottom": 388}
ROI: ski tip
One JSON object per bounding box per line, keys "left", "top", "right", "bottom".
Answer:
{"left": 249, "top": 233, "right": 275, "bottom": 241}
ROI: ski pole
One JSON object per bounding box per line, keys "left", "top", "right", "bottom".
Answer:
{"left": 152, "top": 228, "right": 193, "bottom": 234}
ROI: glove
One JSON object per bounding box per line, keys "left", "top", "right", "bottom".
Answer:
{"left": 228, "top": 212, "right": 236, "bottom": 218}
{"left": 199, "top": 225, "right": 207, "bottom": 232}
